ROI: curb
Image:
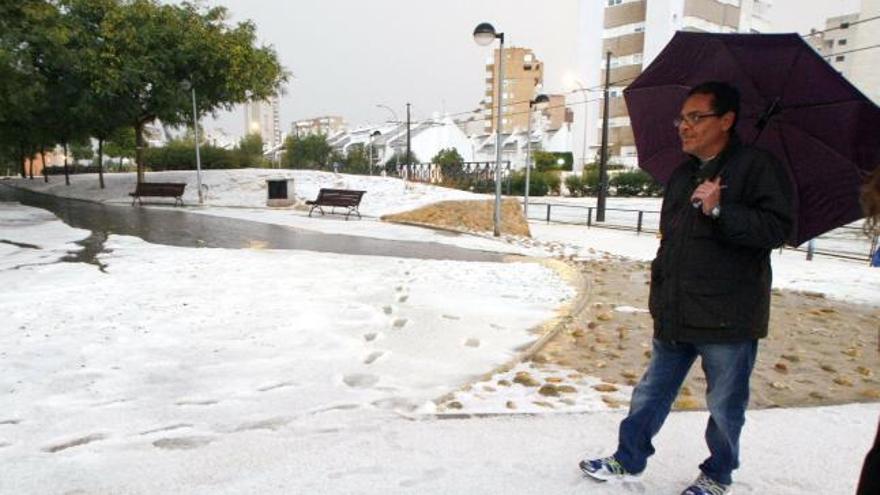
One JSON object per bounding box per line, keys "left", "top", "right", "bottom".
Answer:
{"left": 428, "top": 257, "right": 593, "bottom": 413}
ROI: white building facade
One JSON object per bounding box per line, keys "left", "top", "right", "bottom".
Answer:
{"left": 576, "top": 0, "right": 773, "bottom": 169}
{"left": 243, "top": 96, "right": 282, "bottom": 151}
{"left": 847, "top": 0, "right": 880, "bottom": 104}
{"left": 328, "top": 117, "right": 476, "bottom": 170}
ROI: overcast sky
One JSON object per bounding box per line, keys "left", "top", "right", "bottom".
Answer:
{"left": 200, "top": 0, "right": 862, "bottom": 138}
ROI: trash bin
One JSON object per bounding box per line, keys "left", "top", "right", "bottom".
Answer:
{"left": 266, "top": 177, "right": 295, "bottom": 207}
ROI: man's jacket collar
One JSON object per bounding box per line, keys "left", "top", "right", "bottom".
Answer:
{"left": 690, "top": 133, "right": 742, "bottom": 181}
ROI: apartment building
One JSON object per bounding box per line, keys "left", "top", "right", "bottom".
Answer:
{"left": 243, "top": 96, "right": 282, "bottom": 150}
{"left": 812, "top": 0, "right": 880, "bottom": 104}
{"left": 851, "top": 0, "right": 880, "bottom": 103}
{"left": 542, "top": 94, "right": 575, "bottom": 132}
{"left": 483, "top": 47, "right": 544, "bottom": 134}
{"left": 812, "top": 13, "right": 859, "bottom": 74}
{"left": 581, "top": 0, "right": 772, "bottom": 166}
{"left": 291, "top": 116, "right": 347, "bottom": 138}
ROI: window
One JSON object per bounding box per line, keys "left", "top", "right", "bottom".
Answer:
{"left": 836, "top": 55, "right": 846, "bottom": 62}
{"left": 838, "top": 39, "right": 847, "bottom": 46}
{"left": 607, "top": 0, "right": 622, "bottom": 5}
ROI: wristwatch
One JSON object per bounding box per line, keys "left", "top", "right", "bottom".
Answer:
{"left": 710, "top": 204, "right": 722, "bottom": 219}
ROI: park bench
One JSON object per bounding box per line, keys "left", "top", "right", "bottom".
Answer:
{"left": 305, "top": 188, "right": 365, "bottom": 220}
{"left": 129, "top": 182, "right": 187, "bottom": 206}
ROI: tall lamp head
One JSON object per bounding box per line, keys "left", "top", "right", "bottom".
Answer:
{"left": 473, "top": 23, "right": 499, "bottom": 46}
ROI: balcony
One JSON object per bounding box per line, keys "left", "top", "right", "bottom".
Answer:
{"left": 604, "top": 1, "right": 646, "bottom": 29}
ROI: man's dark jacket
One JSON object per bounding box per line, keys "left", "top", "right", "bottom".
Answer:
{"left": 649, "top": 135, "right": 794, "bottom": 343}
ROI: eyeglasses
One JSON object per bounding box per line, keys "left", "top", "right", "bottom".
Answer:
{"left": 673, "top": 112, "right": 721, "bottom": 128}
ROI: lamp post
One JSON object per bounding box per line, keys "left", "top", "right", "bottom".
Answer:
{"left": 572, "top": 79, "right": 590, "bottom": 171}
{"left": 181, "top": 79, "right": 203, "bottom": 204}
{"left": 597, "top": 51, "right": 612, "bottom": 223}
{"left": 525, "top": 94, "right": 549, "bottom": 219}
{"left": 474, "top": 22, "right": 505, "bottom": 237}
{"left": 376, "top": 104, "right": 400, "bottom": 173}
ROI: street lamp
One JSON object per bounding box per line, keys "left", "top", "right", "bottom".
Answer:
{"left": 376, "top": 104, "right": 400, "bottom": 173}
{"left": 180, "top": 79, "right": 204, "bottom": 204}
{"left": 473, "top": 22, "right": 505, "bottom": 237}
{"left": 571, "top": 79, "right": 590, "bottom": 171}
{"left": 525, "top": 93, "right": 549, "bottom": 219}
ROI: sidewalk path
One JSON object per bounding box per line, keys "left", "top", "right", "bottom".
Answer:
{"left": 0, "top": 184, "right": 504, "bottom": 262}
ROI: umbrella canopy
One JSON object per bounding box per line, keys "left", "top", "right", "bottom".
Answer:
{"left": 624, "top": 31, "right": 880, "bottom": 245}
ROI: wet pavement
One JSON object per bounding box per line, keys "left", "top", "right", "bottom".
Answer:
{"left": 0, "top": 184, "right": 506, "bottom": 262}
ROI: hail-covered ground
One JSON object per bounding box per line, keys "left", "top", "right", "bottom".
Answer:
{"left": 1, "top": 169, "right": 877, "bottom": 494}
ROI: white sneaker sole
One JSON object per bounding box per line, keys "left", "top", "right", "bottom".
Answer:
{"left": 580, "top": 463, "right": 642, "bottom": 483}
{"left": 681, "top": 484, "right": 734, "bottom": 495}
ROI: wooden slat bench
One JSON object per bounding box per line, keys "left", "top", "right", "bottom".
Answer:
{"left": 129, "top": 182, "right": 186, "bottom": 206}
{"left": 305, "top": 188, "right": 365, "bottom": 220}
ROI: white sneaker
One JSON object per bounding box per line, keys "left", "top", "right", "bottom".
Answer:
{"left": 579, "top": 456, "right": 642, "bottom": 482}
{"left": 681, "top": 473, "right": 732, "bottom": 495}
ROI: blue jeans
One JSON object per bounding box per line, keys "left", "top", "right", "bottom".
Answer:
{"left": 614, "top": 338, "right": 758, "bottom": 485}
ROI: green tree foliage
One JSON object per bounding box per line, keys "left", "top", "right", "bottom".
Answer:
{"left": 340, "top": 143, "right": 372, "bottom": 175}
{"left": 431, "top": 147, "right": 463, "bottom": 180}
{"left": 239, "top": 133, "right": 264, "bottom": 157}
{"left": 565, "top": 165, "right": 601, "bottom": 197}
{"left": 385, "top": 150, "right": 419, "bottom": 168}
{"left": 431, "top": 148, "right": 463, "bottom": 167}
{"left": 0, "top": 1, "right": 62, "bottom": 178}
{"left": 283, "top": 134, "right": 333, "bottom": 169}
{"left": 145, "top": 140, "right": 262, "bottom": 171}
{"left": 0, "top": 0, "right": 287, "bottom": 185}
{"left": 533, "top": 151, "right": 573, "bottom": 172}
{"left": 565, "top": 165, "right": 662, "bottom": 197}
{"left": 509, "top": 170, "right": 561, "bottom": 197}
{"left": 610, "top": 169, "right": 663, "bottom": 197}
{"left": 103, "top": 126, "right": 136, "bottom": 167}
{"left": 564, "top": 174, "right": 585, "bottom": 197}
{"left": 71, "top": 0, "right": 286, "bottom": 181}
{"left": 70, "top": 138, "right": 94, "bottom": 161}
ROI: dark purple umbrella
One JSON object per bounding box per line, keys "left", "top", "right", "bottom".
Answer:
{"left": 624, "top": 31, "right": 880, "bottom": 245}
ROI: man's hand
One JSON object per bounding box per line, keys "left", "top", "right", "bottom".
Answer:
{"left": 691, "top": 176, "right": 723, "bottom": 216}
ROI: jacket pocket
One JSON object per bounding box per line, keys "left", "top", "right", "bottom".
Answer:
{"left": 679, "top": 280, "right": 740, "bottom": 329}
{"left": 689, "top": 214, "right": 716, "bottom": 239}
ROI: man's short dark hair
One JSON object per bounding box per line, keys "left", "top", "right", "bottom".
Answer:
{"left": 687, "top": 81, "right": 740, "bottom": 131}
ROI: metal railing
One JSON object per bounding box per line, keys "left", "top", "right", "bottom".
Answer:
{"left": 526, "top": 200, "right": 878, "bottom": 263}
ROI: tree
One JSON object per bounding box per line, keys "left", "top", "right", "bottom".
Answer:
{"left": 70, "top": 138, "right": 94, "bottom": 161}
{"left": 385, "top": 150, "right": 419, "bottom": 169}
{"left": 239, "top": 133, "right": 264, "bottom": 157}
{"left": 341, "top": 144, "right": 371, "bottom": 174}
{"left": 0, "top": 1, "right": 60, "bottom": 180}
{"left": 61, "top": 0, "right": 139, "bottom": 188}
{"left": 431, "top": 148, "right": 463, "bottom": 167}
{"left": 103, "top": 126, "right": 136, "bottom": 169}
{"left": 283, "top": 134, "right": 333, "bottom": 169}
{"left": 94, "top": 0, "right": 287, "bottom": 183}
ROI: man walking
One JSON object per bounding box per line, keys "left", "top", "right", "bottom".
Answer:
{"left": 579, "top": 81, "right": 793, "bottom": 495}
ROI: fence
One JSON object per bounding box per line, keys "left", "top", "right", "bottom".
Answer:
{"left": 399, "top": 161, "right": 512, "bottom": 185}
{"left": 526, "top": 201, "right": 878, "bottom": 263}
